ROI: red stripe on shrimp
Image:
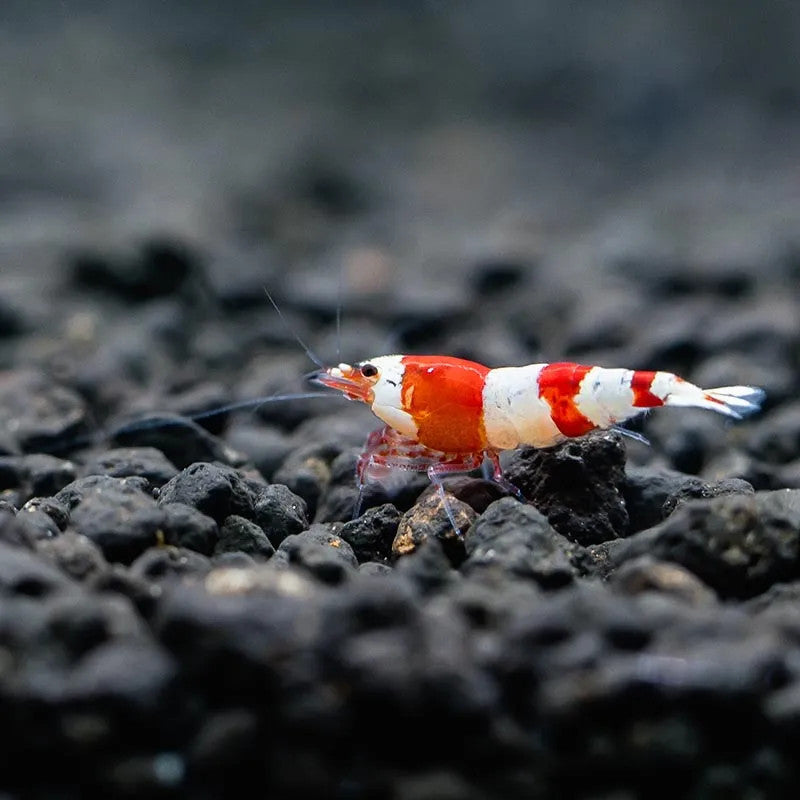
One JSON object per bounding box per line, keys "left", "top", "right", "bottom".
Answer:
{"left": 630, "top": 370, "right": 665, "bottom": 408}
{"left": 537, "top": 362, "right": 596, "bottom": 437}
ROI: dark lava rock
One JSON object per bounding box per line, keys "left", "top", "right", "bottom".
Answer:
{"left": 771, "top": 458, "right": 800, "bottom": 492}
{"left": 7, "top": 507, "right": 61, "bottom": 544}
{"left": 315, "top": 576, "right": 498, "bottom": 760}
{"left": 436, "top": 476, "right": 508, "bottom": 514}
{"left": 4, "top": 501, "right": 67, "bottom": 549}
{"left": 57, "top": 475, "right": 164, "bottom": 565}
{"left": 446, "top": 574, "right": 542, "bottom": 632}
{"left": 392, "top": 492, "right": 475, "bottom": 563}
{"left": 110, "top": 415, "right": 247, "bottom": 470}
{"left": 462, "top": 498, "right": 580, "bottom": 589}
{"left": 56, "top": 474, "right": 152, "bottom": 509}
{"left": 188, "top": 707, "right": 261, "bottom": 778}
{"left": 359, "top": 561, "right": 393, "bottom": 577}
{"left": 223, "top": 423, "right": 295, "bottom": 480}
{"left": 0, "top": 370, "right": 91, "bottom": 454}
{"left": 597, "top": 490, "right": 800, "bottom": 599}
{"left": 0, "top": 508, "right": 35, "bottom": 548}
{"left": 505, "top": 431, "right": 629, "bottom": 545}
{"left": 23, "top": 454, "right": 79, "bottom": 495}
{"left": 619, "top": 296, "right": 708, "bottom": 370}
{"left": 746, "top": 401, "right": 800, "bottom": 465}
{"left": 272, "top": 441, "right": 343, "bottom": 520}
{"left": 130, "top": 546, "right": 212, "bottom": 583}
{"left": 36, "top": 531, "right": 107, "bottom": 582}
{"left": 765, "top": 679, "right": 800, "bottom": 736}
{"left": 312, "top": 483, "right": 361, "bottom": 524}
{"left": 81, "top": 446, "right": 179, "bottom": 486}
{"left": 20, "top": 496, "right": 70, "bottom": 530}
{"left": 154, "top": 576, "right": 319, "bottom": 697}
{"left": 0, "top": 498, "right": 17, "bottom": 515}
{"left": 393, "top": 537, "right": 457, "bottom": 594}
{"left": 158, "top": 464, "right": 308, "bottom": 546}
{"left": 490, "top": 586, "right": 674, "bottom": 712}
{"left": 339, "top": 503, "right": 401, "bottom": 563}
{"left": 95, "top": 753, "right": 187, "bottom": 796}
{"left": 315, "top": 571, "right": 417, "bottom": 643}
{"left": 70, "top": 237, "right": 198, "bottom": 301}
{"left": 296, "top": 162, "right": 367, "bottom": 216}
{"left": 0, "top": 429, "right": 17, "bottom": 457}
{"left": 62, "top": 637, "right": 177, "bottom": 711}
{"left": 0, "top": 488, "right": 23, "bottom": 509}
{"left": 645, "top": 409, "right": 737, "bottom": 475}
{"left": 0, "top": 459, "right": 19, "bottom": 491}
{"left": 0, "top": 292, "right": 27, "bottom": 336}
{"left": 703, "top": 449, "right": 793, "bottom": 492}
{"left": 311, "top": 446, "right": 374, "bottom": 522}
{"left": 390, "top": 770, "right": 484, "bottom": 800}
{"left": 88, "top": 565, "right": 160, "bottom": 620}
{"left": 470, "top": 259, "right": 529, "bottom": 295}
{"left": 160, "top": 502, "right": 218, "bottom": 555}
{"left": 0, "top": 453, "right": 77, "bottom": 501}
{"left": 215, "top": 515, "right": 275, "bottom": 559}
{"left": 615, "top": 257, "right": 756, "bottom": 299}
{"left": 157, "top": 462, "right": 259, "bottom": 522}
{"left": 561, "top": 288, "right": 647, "bottom": 357}
{"left": 211, "top": 551, "right": 257, "bottom": 569}
{"left": 742, "top": 580, "right": 800, "bottom": 614}
{"left": 0, "top": 539, "right": 75, "bottom": 597}
{"left": 534, "top": 631, "right": 792, "bottom": 798}
{"left": 277, "top": 524, "right": 357, "bottom": 584}
{"left": 44, "top": 591, "right": 149, "bottom": 661}
{"left": 702, "top": 296, "right": 800, "bottom": 361}
{"left": 149, "top": 381, "right": 233, "bottom": 436}
{"left": 252, "top": 483, "right": 308, "bottom": 548}
{"left": 624, "top": 465, "right": 754, "bottom": 533}
{"left": 662, "top": 476, "right": 754, "bottom": 517}
{"left": 609, "top": 556, "right": 718, "bottom": 606}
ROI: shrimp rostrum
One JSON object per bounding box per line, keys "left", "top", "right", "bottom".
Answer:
{"left": 314, "top": 356, "right": 764, "bottom": 531}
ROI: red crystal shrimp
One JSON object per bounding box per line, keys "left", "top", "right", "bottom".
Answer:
{"left": 314, "top": 356, "right": 765, "bottom": 532}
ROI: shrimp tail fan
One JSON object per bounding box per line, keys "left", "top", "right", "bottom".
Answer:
{"left": 664, "top": 384, "right": 765, "bottom": 419}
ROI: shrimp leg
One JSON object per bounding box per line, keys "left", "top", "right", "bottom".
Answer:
{"left": 354, "top": 425, "right": 495, "bottom": 533}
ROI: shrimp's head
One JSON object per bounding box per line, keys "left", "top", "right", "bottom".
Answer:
{"left": 312, "top": 354, "right": 460, "bottom": 442}
{"left": 313, "top": 356, "right": 414, "bottom": 434}
{"left": 313, "top": 360, "right": 384, "bottom": 404}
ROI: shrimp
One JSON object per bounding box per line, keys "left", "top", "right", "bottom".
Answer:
{"left": 313, "top": 356, "right": 765, "bottom": 532}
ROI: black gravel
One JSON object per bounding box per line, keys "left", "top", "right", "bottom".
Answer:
{"left": 4, "top": 2, "right": 800, "bottom": 797}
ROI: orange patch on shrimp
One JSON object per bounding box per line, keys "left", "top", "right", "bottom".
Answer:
{"left": 400, "top": 356, "right": 490, "bottom": 453}
{"left": 537, "top": 362, "right": 595, "bottom": 437}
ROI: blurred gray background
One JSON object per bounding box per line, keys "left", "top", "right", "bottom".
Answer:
{"left": 1, "top": 0, "right": 799, "bottom": 308}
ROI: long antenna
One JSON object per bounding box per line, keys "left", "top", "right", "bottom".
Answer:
{"left": 36, "top": 292, "right": 335, "bottom": 455}
{"left": 263, "top": 287, "right": 325, "bottom": 368}
{"left": 111, "top": 369, "right": 332, "bottom": 435}
{"left": 335, "top": 265, "right": 343, "bottom": 365}
{"left": 189, "top": 390, "right": 331, "bottom": 421}
{"left": 107, "top": 391, "right": 334, "bottom": 438}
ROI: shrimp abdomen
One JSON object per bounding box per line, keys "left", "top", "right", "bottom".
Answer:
{"left": 482, "top": 363, "right": 764, "bottom": 450}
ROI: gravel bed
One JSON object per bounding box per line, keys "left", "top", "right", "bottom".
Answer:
{"left": 3, "top": 2, "right": 800, "bottom": 797}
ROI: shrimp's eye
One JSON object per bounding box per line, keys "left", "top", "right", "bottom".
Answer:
{"left": 360, "top": 363, "right": 378, "bottom": 378}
